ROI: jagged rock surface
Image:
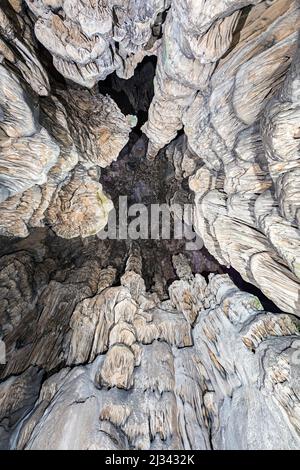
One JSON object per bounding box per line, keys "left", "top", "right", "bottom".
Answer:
{"left": 24, "top": 0, "right": 169, "bottom": 87}
{"left": 0, "top": 2, "right": 136, "bottom": 238}
{"left": 0, "top": 0, "right": 300, "bottom": 452}
{"left": 144, "top": 0, "right": 300, "bottom": 315}
{"left": 0, "top": 248, "right": 299, "bottom": 450}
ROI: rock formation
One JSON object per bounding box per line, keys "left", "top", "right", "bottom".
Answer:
{"left": 23, "top": 0, "right": 168, "bottom": 87}
{"left": 0, "top": 0, "right": 300, "bottom": 451}
{"left": 0, "top": 243, "right": 299, "bottom": 450}
{"left": 0, "top": 2, "right": 136, "bottom": 238}
{"left": 145, "top": 0, "right": 300, "bottom": 316}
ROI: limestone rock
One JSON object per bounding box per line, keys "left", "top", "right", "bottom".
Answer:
{"left": 0, "top": 0, "right": 300, "bottom": 452}
{"left": 0, "top": 64, "right": 59, "bottom": 203}
{"left": 0, "top": 5, "right": 136, "bottom": 239}
{"left": 0, "top": 253, "right": 298, "bottom": 450}
{"left": 24, "top": 0, "right": 170, "bottom": 87}
{"left": 46, "top": 168, "right": 113, "bottom": 239}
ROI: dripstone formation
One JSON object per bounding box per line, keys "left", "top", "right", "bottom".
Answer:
{"left": 0, "top": 0, "right": 300, "bottom": 450}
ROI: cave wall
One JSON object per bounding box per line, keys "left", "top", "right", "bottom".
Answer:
{"left": 1, "top": 246, "right": 300, "bottom": 450}
{"left": 0, "top": 1, "right": 137, "bottom": 238}
{"left": 144, "top": 0, "right": 300, "bottom": 315}
{"left": 0, "top": 0, "right": 300, "bottom": 450}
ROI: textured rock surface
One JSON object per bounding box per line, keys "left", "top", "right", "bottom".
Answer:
{"left": 144, "top": 0, "right": 300, "bottom": 315}
{"left": 0, "top": 0, "right": 300, "bottom": 452}
{"left": 186, "top": 2, "right": 300, "bottom": 316}
{"left": 24, "top": 0, "right": 169, "bottom": 87}
{"left": 0, "top": 247, "right": 299, "bottom": 450}
{"left": 0, "top": 2, "right": 136, "bottom": 238}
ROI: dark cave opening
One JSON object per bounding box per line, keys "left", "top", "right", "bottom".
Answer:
{"left": 99, "top": 56, "right": 157, "bottom": 131}
{"left": 225, "top": 267, "right": 280, "bottom": 313}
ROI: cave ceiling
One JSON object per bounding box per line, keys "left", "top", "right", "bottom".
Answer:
{"left": 0, "top": 0, "right": 300, "bottom": 451}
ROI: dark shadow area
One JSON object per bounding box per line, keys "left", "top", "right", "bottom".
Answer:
{"left": 225, "top": 267, "right": 281, "bottom": 313}
{"left": 220, "top": 5, "right": 253, "bottom": 61}
{"left": 99, "top": 56, "right": 157, "bottom": 131}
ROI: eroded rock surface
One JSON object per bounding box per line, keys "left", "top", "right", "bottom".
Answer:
{"left": 0, "top": 0, "right": 300, "bottom": 451}
{"left": 24, "top": 0, "right": 169, "bottom": 87}
{"left": 144, "top": 0, "right": 300, "bottom": 315}
{"left": 0, "top": 248, "right": 299, "bottom": 450}
{"left": 0, "top": 2, "right": 136, "bottom": 238}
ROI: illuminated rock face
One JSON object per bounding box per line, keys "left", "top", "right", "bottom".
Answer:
{"left": 23, "top": 0, "right": 170, "bottom": 87}
{"left": 0, "top": 0, "right": 300, "bottom": 451}
{"left": 145, "top": 0, "right": 300, "bottom": 316}
{"left": 0, "top": 248, "right": 300, "bottom": 450}
{"left": 0, "top": 4, "right": 136, "bottom": 238}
